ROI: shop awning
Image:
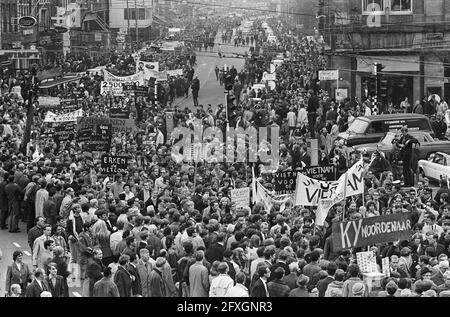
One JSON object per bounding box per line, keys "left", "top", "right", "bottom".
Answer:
{"left": 39, "top": 76, "right": 80, "bottom": 89}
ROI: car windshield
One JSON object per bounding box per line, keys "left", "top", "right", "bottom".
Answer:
{"left": 380, "top": 133, "right": 397, "bottom": 145}
{"left": 348, "top": 119, "right": 369, "bottom": 134}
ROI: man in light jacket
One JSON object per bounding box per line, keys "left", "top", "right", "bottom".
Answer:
{"left": 189, "top": 250, "right": 210, "bottom": 297}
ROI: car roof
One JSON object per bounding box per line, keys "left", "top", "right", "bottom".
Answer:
{"left": 385, "top": 131, "right": 430, "bottom": 136}
{"left": 356, "top": 114, "right": 429, "bottom": 122}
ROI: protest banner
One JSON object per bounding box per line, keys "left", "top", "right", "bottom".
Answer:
{"left": 44, "top": 109, "right": 83, "bottom": 123}
{"left": 274, "top": 165, "right": 336, "bottom": 195}
{"left": 103, "top": 70, "right": 145, "bottom": 85}
{"left": 331, "top": 213, "right": 413, "bottom": 251}
{"left": 137, "top": 61, "right": 159, "bottom": 74}
{"left": 100, "top": 155, "right": 129, "bottom": 175}
{"left": 231, "top": 187, "right": 250, "bottom": 209}
{"left": 295, "top": 160, "right": 364, "bottom": 226}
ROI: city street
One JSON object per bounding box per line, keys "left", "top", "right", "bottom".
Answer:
{"left": 172, "top": 30, "right": 248, "bottom": 112}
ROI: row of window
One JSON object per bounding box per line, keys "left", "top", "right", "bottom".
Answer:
{"left": 123, "top": 8, "right": 146, "bottom": 20}
{"left": 363, "top": 0, "right": 412, "bottom": 14}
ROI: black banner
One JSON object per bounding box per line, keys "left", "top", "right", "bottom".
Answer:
{"left": 273, "top": 165, "right": 336, "bottom": 195}
{"left": 87, "top": 124, "right": 112, "bottom": 152}
{"left": 299, "top": 165, "right": 336, "bottom": 182}
{"left": 332, "top": 213, "right": 413, "bottom": 251}
{"left": 60, "top": 98, "right": 80, "bottom": 111}
{"left": 273, "top": 171, "right": 297, "bottom": 195}
{"left": 54, "top": 122, "right": 76, "bottom": 142}
{"left": 100, "top": 155, "right": 129, "bottom": 175}
{"left": 123, "top": 84, "right": 148, "bottom": 97}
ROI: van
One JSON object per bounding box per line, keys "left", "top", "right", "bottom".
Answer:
{"left": 337, "top": 114, "right": 434, "bottom": 147}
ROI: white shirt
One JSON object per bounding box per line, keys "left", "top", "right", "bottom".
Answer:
{"left": 209, "top": 274, "right": 234, "bottom": 297}
{"left": 226, "top": 283, "right": 249, "bottom": 297}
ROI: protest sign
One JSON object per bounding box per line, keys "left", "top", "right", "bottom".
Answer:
{"left": 300, "top": 165, "right": 336, "bottom": 181}
{"left": 382, "top": 257, "right": 390, "bottom": 277}
{"left": 88, "top": 124, "right": 112, "bottom": 152}
{"left": 137, "top": 61, "right": 159, "bottom": 75}
{"left": 53, "top": 122, "right": 76, "bottom": 142}
{"left": 331, "top": 213, "right": 413, "bottom": 251}
{"left": 100, "top": 155, "right": 129, "bottom": 175}
{"left": 231, "top": 187, "right": 250, "bottom": 209}
{"left": 60, "top": 98, "right": 80, "bottom": 111}
{"left": 101, "top": 81, "right": 124, "bottom": 96}
{"left": 356, "top": 251, "right": 378, "bottom": 273}
{"left": 123, "top": 83, "right": 148, "bottom": 97}
{"left": 273, "top": 171, "right": 297, "bottom": 195}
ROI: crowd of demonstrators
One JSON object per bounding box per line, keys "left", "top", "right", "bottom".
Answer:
{"left": 1, "top": 18, "right": 450, "bottom": 299}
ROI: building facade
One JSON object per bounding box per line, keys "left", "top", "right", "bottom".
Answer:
{"left": 319, "top": 0, "right": 450, "bottom": 107}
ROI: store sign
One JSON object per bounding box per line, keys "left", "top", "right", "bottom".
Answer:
{"left": 18, "top": 16, "right": 37, "bottom": 27}
{"left": 319, "top": 70, "right": 339, "bottom": 81}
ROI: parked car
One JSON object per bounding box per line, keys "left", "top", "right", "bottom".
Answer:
{"left": 418, "top": 152, "right": 450, "bottom": 181}
{"left": 352, "top": 131, "right": 450, "bottom": 161}
{"left": 338, "top": 114, "right": 434, "bottom": 147}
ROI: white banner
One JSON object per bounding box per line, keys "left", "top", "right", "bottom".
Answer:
{"left": 294, "top": 160, "right": 365, "bottom": 225}
{"left": 44, "top": 109, "right": 83, "bottom": 123}
{"left": 101, "top": 81, "right": 124, "bottom": 96}
{"left": 167, "top": 69, "right": 184, "bottom": 77}
{"left": 231, "top": 187, "right": 250, "bottom": 209}
{"left": 103, "top": 70, "right": 145, "bottom": 85}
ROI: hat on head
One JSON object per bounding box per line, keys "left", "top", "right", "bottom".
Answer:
{"left": 352, "top": 282, "right": 365, "bottom": 296}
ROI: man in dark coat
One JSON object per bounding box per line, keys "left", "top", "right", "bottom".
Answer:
{"left": 205, "top": 232, "right": 225, "bottom": 264}
{"left": 149, "top": 257, "right": 167, "bottom": 297}
{"left": 25, "top": 268, "right": 49, "bottom": 297}
{"left": 0, "top": 173, "right": 9, "bottom": 229}
{"left": 397, "top": 126, "right": 419, "bottom": 187}
{"left": 267, "top": 267, "right": 290, "bottom": 297}
{"left": 127, "top": 253, "right": 142, "bottom": 296}
{"left": 87, "top": 248, "right": 105, "bottom": 297}
{"left": 114, "top": 255, "right": 133, "bottom": 297}
{"left": 5, "top": 175, "right": 22, "bottom": 232}
{"left": 317, "top": 262, "right": 337, "bottom": 297}
{"left": 251, "top": 265, "right": 270, "bottom": 297}
{"left": 191, "top": 76, "right": 200, "bottom": 107}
